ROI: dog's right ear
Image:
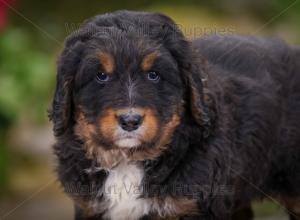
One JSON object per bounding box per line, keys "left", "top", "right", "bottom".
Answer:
{"left": 49, "top": 29, "right": 93, "bottom": 136}
{"left": 50, "top": 68, "right": 73, "bottom": 137}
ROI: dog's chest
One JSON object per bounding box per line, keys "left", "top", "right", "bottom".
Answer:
{"left": 103, "top": 162, "right": 150, "bottom": 220}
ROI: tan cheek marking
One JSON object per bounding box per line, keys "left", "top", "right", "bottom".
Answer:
{"left": 141, "top": 51, "right": 160, "bottom": 72}
{"left": 127, "top": 113, "right": 180, "bottom": 161}
{"left": 142, "top": 109, "right": 159, "bottom": 142}
{"left": 99, "top": 109, "right": 119, "bottom": 139}
{"left": 75, "top": 112, "right": 95, "bottom": 141}
{"left": 98, "top": 52, "right": 115, "bottom": 74}
{"left": 156, "top": 113, "right": 180, "bottom": 146}
{"left": 75, "top": 110, "right": 124, "bottom": 169}
{"left": 74, "top": 112, "right": 99, "bottom": 159}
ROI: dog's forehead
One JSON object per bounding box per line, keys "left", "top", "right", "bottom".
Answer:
{"left": 96, "top": 51, "right": 161, "bottom": 73}
{"left": 94, "top": 42, "right": 161, "bottom": 75}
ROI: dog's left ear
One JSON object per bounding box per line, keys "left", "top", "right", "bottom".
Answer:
{"left": 146, "top": 13, "right": 216, "bottom": 137}
{"left": 184, "top": 56, "right": 216, "bottom": 138}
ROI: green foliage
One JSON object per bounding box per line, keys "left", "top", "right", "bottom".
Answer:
{"left": 0, "top": 28, "right": 55, "bottom": 126}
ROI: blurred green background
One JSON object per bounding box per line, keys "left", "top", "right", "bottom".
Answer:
{"left": 0, "top": 0, "right": 299, "bottom": 219}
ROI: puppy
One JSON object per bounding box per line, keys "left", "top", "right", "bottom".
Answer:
{"left": 50, "top": 10, "right": 300, "bottom": 220}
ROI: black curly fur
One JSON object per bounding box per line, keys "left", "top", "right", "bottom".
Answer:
{"left": 50, "top": 10, "right": 300, "bottom": 220}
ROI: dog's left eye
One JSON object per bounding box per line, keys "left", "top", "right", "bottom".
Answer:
{"left": 96, "top": 72, "right": 110, "bottom": 82}
{"left": 147, "top": 72, "right": 160, "bottom": 82}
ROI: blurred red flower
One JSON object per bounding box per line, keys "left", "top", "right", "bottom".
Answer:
{"left": 0, "top": 0, "right": 15, "bottom": 32}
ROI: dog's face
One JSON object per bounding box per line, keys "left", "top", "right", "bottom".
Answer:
{"left": 74, "top": 38, "right": 184, "bottom": 150}
{"left": 51, "top": 11, "right": 211, "bottom": 160}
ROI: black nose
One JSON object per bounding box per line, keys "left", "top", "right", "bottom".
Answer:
{"left": 118, "top": 114, "right": 143, "bottom": 131}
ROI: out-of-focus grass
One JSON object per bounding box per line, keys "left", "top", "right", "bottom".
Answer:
{"left": 253, "top": 200, "right": 285, "bottom": 217}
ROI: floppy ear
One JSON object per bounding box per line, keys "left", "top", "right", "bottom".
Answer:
{"left": 50, "top": 29, "right": 93, "bottom": 136}
{"left": 50, "top": 70, "right": 73, "bottom": 137}
{"left": 185, "top": 61, "right": 216, "bottom": 138}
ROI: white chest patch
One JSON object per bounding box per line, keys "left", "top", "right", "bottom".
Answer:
{"left": 103, "top": 162, "right": 150, "bottom": 220}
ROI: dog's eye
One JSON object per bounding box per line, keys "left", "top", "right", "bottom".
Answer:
{"left": 96, "top": 72, "right": 110, "bottom": 82}
{"left": 147, "top": 72, "right": 160, "bottom": 82}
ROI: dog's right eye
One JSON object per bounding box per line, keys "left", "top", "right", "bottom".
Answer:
{"left": 147, "top": 71, "right": 160, "bottom": 82}
{"left": 96, "top": 72, "right": 110, "bottom": 82}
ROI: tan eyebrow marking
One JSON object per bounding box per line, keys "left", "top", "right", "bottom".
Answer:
{"left": 141, "top": 51, "right": 160, "bottom": 71}
{"left": 97, "top": 52, "right": 115, "bottom": 74}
